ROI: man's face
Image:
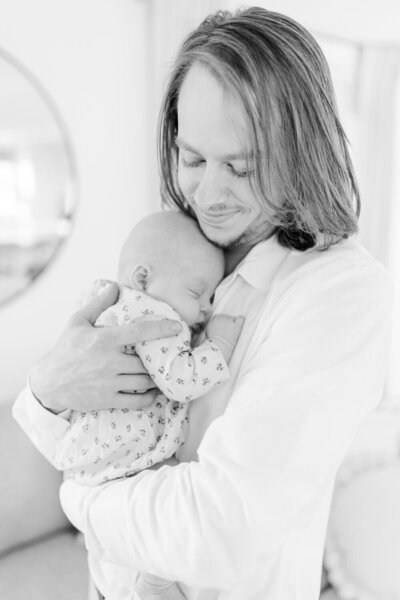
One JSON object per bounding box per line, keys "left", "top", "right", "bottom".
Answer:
{"left": 177, "top": 63, "right": 275, "bottom": 249}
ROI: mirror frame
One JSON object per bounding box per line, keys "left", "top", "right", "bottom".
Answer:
{"left": 0, "top": 45, "right": 79, "bottom": 307}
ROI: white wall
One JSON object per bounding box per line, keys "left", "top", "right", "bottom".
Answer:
{"left": 224, "top": 0, "right": 400, "bottom": 45}
{"left": 0, "top": 0, "right": 149, "bottom": 402}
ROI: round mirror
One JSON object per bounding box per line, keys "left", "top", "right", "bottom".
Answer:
{"left": 0, "top": 48, "right": 76, "bottom": 306}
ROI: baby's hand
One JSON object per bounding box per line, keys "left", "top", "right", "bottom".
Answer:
{"left": 79, "top": 279, "right": 118, "bottom": 310}
{"left": 206, "top": 314, "right": 245, "bottom": 364}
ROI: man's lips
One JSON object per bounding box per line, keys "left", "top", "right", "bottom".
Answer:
{"left": 198, "top": 208, "right": 241, "bottom": 224}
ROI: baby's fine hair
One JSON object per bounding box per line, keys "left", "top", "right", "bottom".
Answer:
{"left": 118, "top": 210, "right": 223, "bottom": 282}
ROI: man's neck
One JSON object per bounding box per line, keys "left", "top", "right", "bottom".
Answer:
{"left": 224, "top": 228, "right": 276, "bottom": 276}
{"left": 224, "top": 242, "right": 255, "bottom": 276}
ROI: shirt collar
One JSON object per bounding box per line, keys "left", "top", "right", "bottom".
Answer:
{"left": 222, "top": 235, "right": 292, "bottom": 292}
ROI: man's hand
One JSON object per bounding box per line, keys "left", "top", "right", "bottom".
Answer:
{"left": 29, "top": 282, "right": 182, "bottom": 414}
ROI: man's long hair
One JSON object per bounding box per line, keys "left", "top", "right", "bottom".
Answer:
{"left": 158, "top": 7, "right": 360, "bottom": 251}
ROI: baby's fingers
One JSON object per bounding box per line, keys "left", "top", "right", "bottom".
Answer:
{"left": 232, "top": 315, "right": 245, "bottom": 328}
{"left": 72, "top": 281, "right": 119, "bottom": 326}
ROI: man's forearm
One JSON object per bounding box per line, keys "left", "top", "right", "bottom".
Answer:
{"left": 29, "top": 360, "right": 67, "bottom": 414}
{"left": 61, "top": 460, "right": 250, "bottom": 590}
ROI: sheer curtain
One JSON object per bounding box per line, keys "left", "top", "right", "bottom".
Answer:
{"left": 355, "top": 46, "right": 400, "bottom": 408}
{"left": 145, "top": 0, "right": 225, "bottom": 210}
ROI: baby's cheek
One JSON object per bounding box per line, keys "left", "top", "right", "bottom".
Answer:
{"left": 182, "top": 302, "right": 200, "bottom": 327}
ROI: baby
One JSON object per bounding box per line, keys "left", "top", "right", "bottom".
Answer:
{"left": 48, "top": 211, "right": 243, "bottom": 600}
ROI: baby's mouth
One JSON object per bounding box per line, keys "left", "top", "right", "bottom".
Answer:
{"left": 190, "top": 322, "right": 204, "bottom": 336}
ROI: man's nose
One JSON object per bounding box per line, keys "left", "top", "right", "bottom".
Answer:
{"left": 193, "top": 165, "right": 226, "bottom": 208}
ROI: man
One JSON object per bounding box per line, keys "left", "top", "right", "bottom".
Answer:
{"left": 14, "top": 8, "right": 391, "bottom": 599}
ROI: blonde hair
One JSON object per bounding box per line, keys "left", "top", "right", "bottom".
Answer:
{"left": 158, "top": 7, "right": 360, "bottom": 251}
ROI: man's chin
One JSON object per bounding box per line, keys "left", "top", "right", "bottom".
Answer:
{"left": 197, "top": 222, "right": 239, "bottom": 249}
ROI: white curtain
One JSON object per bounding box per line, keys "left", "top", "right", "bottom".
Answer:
{"left": 145, "top": 0, "right": 227, "bottom": 208}
{"left": 355, "top": 46, "right": 400, "bottom": 408}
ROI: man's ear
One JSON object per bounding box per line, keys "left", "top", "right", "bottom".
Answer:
{"left": 130, "top": 264, "right": 151, "bottom": 291}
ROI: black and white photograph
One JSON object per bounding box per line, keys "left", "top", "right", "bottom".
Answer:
{"left": 0, "top": 1, "right": 399, "bottom": 599}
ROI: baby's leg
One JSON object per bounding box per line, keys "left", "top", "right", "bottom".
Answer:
{"left": 136, "top": 573, "right": 185, "bottom": 600}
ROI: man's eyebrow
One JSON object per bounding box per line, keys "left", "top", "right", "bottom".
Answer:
{"left": 175, "top": 137, "right": 252, "bottom": 162}
{"left": 175, "top": 137, "right": 203, "bottom": 155}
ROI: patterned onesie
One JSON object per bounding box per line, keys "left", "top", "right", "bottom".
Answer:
{"left": 51, "top": 281, "right": 230, "bottom": 485}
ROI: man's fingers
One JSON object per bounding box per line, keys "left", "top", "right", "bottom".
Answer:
{"left": 111, "top": 389, "right": 160, "bottom": 410}
{"left": 116, "top": 373, "right": 155, "bottom": 391}
{"left": 72, "top": 281, "right": 119, "bottom": 326}
{"left": 114, "top": 318, "right": 182, "bottom": 347}
{"left": 116, "top": 353, "right": 148, "bottom": 372}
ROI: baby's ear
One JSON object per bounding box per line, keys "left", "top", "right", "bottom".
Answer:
{"left": 130, "top": 264, "right": 151, "bottom": 291}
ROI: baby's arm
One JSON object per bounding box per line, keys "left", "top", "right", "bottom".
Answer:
{"left": 136, "top": 315, "right": 243, "bottom": 404}
{"left": 205, "top": 314, "right": 244, "bottom": 364}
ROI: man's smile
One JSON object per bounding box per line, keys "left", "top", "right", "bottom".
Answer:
{"left": 197, "top": 208, "right": 241, "bottom": 225}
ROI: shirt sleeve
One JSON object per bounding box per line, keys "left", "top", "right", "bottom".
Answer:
{"left": 13, "top": 383, "right": 72, "bottom": 466}
{"left": 60, "top": 260, "right": 393, "bottom": 590}
{"left": 135, "top": 335, "right": 230, "bottom": 403}
{"left": 11, "top": 278, "right": 117, "bottom": 468}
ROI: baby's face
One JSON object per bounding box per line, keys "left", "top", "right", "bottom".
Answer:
{"left": 145, "top": 255, "right": 223, "bottom": 328}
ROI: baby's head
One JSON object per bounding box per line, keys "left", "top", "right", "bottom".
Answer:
{"left": 118, "top": 211, "right": 225, "bottom": 328}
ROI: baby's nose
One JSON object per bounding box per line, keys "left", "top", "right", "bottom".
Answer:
{"left": 200, "top": 302, "right": 211, "bottom": 319}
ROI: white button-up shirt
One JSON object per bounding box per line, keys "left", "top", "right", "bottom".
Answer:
{"left": 13, "top": 236, "right": 392, "bottom": 600}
